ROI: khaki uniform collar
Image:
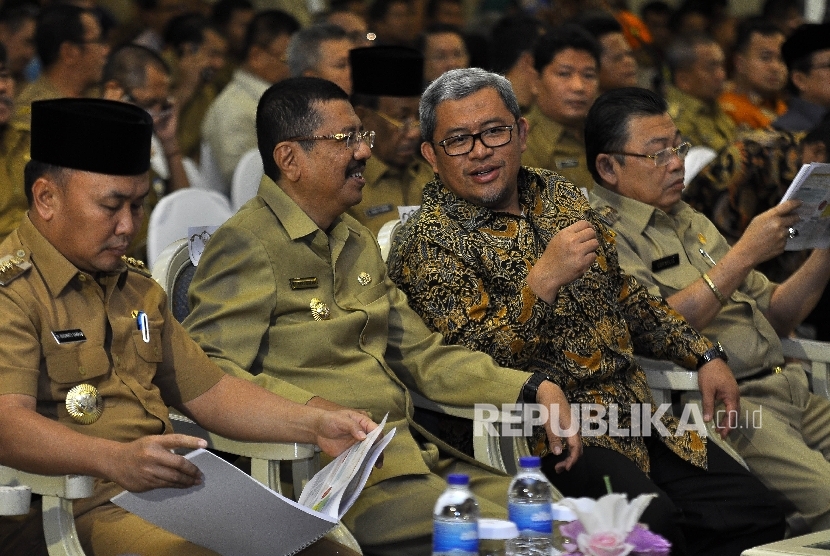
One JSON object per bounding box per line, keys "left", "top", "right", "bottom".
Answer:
{"left": 16, "top": 216, "right": 127, "bottom": 297}
{"left": 257, "top": 175, "right": 360, "bottom": 241}
{"left": 526, "top": 105, "right": 568, "bottom": 143}
{"left": 592, "top": 183, "right": 694, "bottom": 234}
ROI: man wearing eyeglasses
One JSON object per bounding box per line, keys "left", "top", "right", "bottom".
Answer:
{"left": 347, "top": 46, "right": 435, "bottom": 236}
{"left": 100, "top": 44, "right": 190, "bottom": 261}
{"left": 185, "top": 75, "right": 581, "bottom": 555}
{"left": 589, "top": 86, "right": 830, "bottom": 534}
{"left": 388, "top": 68, "right": 786, "bottom": 554}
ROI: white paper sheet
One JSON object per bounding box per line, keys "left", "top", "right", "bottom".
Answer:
{"left": 112, "top": 449, "right": 336, "bottom": 556}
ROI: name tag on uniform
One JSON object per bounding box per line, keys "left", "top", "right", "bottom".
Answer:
{"left": 365, "top": 204, "right": 394, "bottom": 217}
{"left": 652, "top": 254, "right": 680, "bottom": 272}
{"left": 52, "top": 329, "right": 87, "bottom": 344}
{"left": 289, "top": 277, "right": 318, "bottom": 290}
{"left": 555, "top": 159, "right": 579, "bottom": 169}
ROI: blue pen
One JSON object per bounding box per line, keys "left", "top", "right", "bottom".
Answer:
{"left": 137, "top": 311, "right": 150, "bottom": 343}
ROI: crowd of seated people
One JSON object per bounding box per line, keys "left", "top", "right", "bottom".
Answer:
{"left": 3, "top": 0, "right": 830, "bottom": 553}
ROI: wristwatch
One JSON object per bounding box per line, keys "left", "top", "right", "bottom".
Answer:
{"left": 521, "top": 372, "right": 551, "bottom": 404}
{"left": 697, "top": 342, "right": 729, "bottom": 369}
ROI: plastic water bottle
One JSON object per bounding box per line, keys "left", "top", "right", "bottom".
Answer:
{"left": 433, "top": 473, "right": 480, "bottom": 556}
{"left": 507, "top": 456, "right": 553, "bottom": 555}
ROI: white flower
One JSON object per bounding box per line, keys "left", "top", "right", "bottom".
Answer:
{"left": 558, "top": 493, "right": 655, "bottom": 537}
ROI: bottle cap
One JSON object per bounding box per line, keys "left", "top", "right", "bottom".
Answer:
{"left": 550, "top": 503, "right": 577, "bottom": 522}
{"left": 518, "top": 456, "right": 541, "bottom": 468}
{"left": 447, "top": 473, "right": 470, "bottom": 486}
{"left": 478, "top": 518, "right": 518, "bottom": 539}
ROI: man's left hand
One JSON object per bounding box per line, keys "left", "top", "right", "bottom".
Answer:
{"left": 697, "top": 359, "right": 739, "bottom": 439}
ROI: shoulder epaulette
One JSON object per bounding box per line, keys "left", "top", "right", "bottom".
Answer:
{"left": 121, "top": 255, "right": 151, "bottom": 276}
{"left": 594, "top": 205, "right": 620, "bottom": 227}
{"left": 0, "top": 251, "right": 32, "bottom": 286}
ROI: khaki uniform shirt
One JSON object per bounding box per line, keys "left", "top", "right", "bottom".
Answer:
{"left": 346, "top": 156, "right": 434, "bottom": 237}
{"left": 0, "top": 126, "right": 31, "bottom": 242}
{"left": 0, "top": 217, "right": 225, "bottom": 513}
{"left": 590, "top": 185, "right": 783, "bottom": 380}
{"left": 522, "top": 105, "right": 595, "bottom": 193}
{"left": 184, "top": 176, "right": 530, "bottom": 490}
{"left": 11, "top": 75, "right": 64, "bottom": 130}
{"left": 666, "top": 85, "right": 736, "bottom": 154}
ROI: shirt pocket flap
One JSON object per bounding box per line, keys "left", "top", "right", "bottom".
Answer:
{"left": 45, "top": 345, "right": 110, "bottom": 384}
{"left": 133, "top": 329, "right": 163, "bottom": 363}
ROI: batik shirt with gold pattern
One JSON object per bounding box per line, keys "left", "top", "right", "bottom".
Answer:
{"left": 388, "top": 167, "right": 712, "bottom": 472}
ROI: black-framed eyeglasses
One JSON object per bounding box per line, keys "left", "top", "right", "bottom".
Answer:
{"left": 606, "top": 142, "right": 691, "bottom": 167}
{"left": 287, "top": 130, "right": 375, "bottom": 149}
{"left": 810, "top": 61, "right": 830, "bottom": 72}
{"left": 435, "top": 124, "right": 515, "bottom": 156}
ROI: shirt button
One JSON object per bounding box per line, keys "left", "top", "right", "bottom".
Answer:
{"left": 113, "top": 355, "right": 120, "bottom": 366}
{"left": 78, "top": 274, "right": 87, "bottom": 282}
{"left": 15, "top": 250, "right": 25, "bottom": 258}
{"left": 78, "top": 366, "right": 86, "bottom": 376}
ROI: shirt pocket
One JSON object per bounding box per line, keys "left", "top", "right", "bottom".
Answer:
{"left": 45, "top": 344, "right": 110, "bottom": 387}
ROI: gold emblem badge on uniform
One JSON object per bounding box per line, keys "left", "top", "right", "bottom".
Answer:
{"left": 65, "top": 384, "right": 104, "bottom": 424}
{"left": 309, "top": 298, "right": 330, "bottom": 321}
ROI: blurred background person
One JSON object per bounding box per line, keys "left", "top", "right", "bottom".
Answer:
{"left": 0, "top": 2, "right": 38, "bottom": 91}
{"left": 487, "top": 14, "right": 548, "bottom": 114}
{"left": 774, "top": 23, "right": 830, "bottom": 132}
{"left": 287, "top": 22, "right": 353, "bottom": 94}
{"left": 201, "top": 9, "right": 299, "bottom": 185}
{"left": 0, "top": 43, "right": 28, "bottom": 244}
{"left": 718, "top": 18, "right": 788, "bottom": 131}
{"left": 418, "top": 23, "right": 468, "bottom": 85}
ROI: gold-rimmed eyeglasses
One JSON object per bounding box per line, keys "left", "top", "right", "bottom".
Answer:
{"left": 606, "top": 142, "right": 692, "bottom": 167}
{"left": 287, "top": 130, "right": 375, "bottom": 149}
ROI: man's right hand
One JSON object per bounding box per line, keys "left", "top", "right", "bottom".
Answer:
{"left": 536, "top": 380, "right": 582, "bottom": 472}
{"left": 527, "top": 220, "right": 599, "bottom": 303}
{"left": 734, "top": 199, "right": 802, "bottom": 267}
{"left": 106, "top": 434, "right": 208, "bottom": 492}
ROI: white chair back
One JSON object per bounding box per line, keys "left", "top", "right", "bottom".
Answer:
{"left": 230, "top": 148, "right": 264, "bottom": 211}
{"left": 198, "top": 141, "right": 230, "bottom": 196}
{"left": 146, "top": 189, "right": 234, "bottom": 268}
{"left": 683, "top": 145, "right": 718, "bottom": 185}
{"left": 377, "top": 219, "right": 402, "bottom": 261}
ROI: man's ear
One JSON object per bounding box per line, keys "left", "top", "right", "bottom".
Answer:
{"left": 595, "top": 153, "right": 619, "bottom": 186}
{"left": 30, "top": 176, "right": 60, "bottom": 222}
{"left": 790, "top": 70, "right": 809, "bottom": 94}
{"left": 421, "top": 141, "right": 438, "bottom": 173}
{"left": 274, "top": 143, "right": 301, "bottom": 182}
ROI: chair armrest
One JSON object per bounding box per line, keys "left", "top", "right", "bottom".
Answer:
{"left": 781, "top": 338, "right": 830, "bottom": 399}
{"left": 0, "top": 465, "right": 93, "bottom": 556}
{"left": 0, "top": 466, "right": 94, "bottom": 501}
{"left": 636, "top": 357, "right": 698, "bottom": 407}
{"left": 409, "top": 391, "right": 531, "bottom": 475}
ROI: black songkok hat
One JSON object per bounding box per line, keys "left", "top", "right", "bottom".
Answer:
{"left": 350, "top": 46, "right": 424, "bottom": 97}
{"left": 31, "top": 98, "right": 153, "bottom": 175}
{"left": 782, "top": 23, "right": 830, "bottom": 69}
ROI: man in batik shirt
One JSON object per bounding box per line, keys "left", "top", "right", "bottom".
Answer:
{"left": 388, "top": 68, "right": 785, "bottom": 556}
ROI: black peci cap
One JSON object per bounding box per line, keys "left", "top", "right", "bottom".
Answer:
{"left": 350, "top": 45, "right": 424, "bottom": 97}
{"left": 30, "top": 98, "right": 153, "bottom": 176}
{"left": 782, "top": 23, "right": 830, "bottom": 69}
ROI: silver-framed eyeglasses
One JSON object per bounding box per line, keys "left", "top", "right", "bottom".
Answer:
{"left": 436, "top": 124, "right": 515, "bottom": 156}
{"left": 606, "top": 142, "right": 692, "bottom": 167}
{"left": 287, "top": 130, "right": 375, "bottom": 149}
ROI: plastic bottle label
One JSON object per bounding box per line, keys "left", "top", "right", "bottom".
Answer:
{"left": 508, "top": 502, "right": 553, "bottom": 534}
{"left": 433, "top": 520, "right": 479, "bottom": 554}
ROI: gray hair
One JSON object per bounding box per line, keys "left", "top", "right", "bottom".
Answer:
{"left": 419, "top": 67, "right": 521, "bottom": 143}
{"left": 287, "top": 23, "right": 349, "bottom": 78}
